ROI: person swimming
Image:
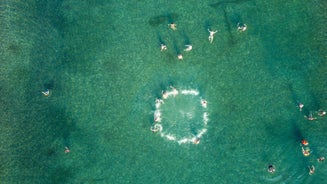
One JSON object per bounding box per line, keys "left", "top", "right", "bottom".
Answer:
{"left": 237, "top": 23, "right": 247, "bottom": 32}
{"left": 304, "top": 111, "right": 317, "bottom": 121}
{"left": 64, "top": 146, "right": 70, "bottom": 153}
{"left": 193, "top": 137, "right": 200, "bottom": 144}
{"left": 42, "top": 89, "right": 50, "bottom": 97}
{"left": 301, "top": 139, "right": 309, "bottom": 146}
{"left": 201, "top": 99, "right": 207, "bottom": 108}
{"left": 208, "top": 29, "right": 218, "bottom": 43}
{"left": 150, "top": 124, "right": 162, "bottom": 132}
{"left": 184, "top": 44, "right": 192, "bottom": 52}
{"left": 168, "top": 23, "right": 177, "bottom": 30}
{"left": 160, "top": 44, "right": 167, "bottom": 51}
{"left": 297, "top": 102, "right": 304, "bottom": 111}
{"left": 302, "top": 146, "right": 311, "bottom": 156}
{"left": 268, "top": 165, "right": 275, "bottom": 173}
{"left": 317, "top": 156, "right": 325, "bottom": 162}
{"left": 317, "top": 109, "right": 326, "bottom": 117}
{"left": 309, "top": 165, "right": 315, "bottom": 175}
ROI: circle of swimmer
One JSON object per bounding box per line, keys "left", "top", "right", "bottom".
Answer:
{"left": 151, "top": 87, "right": 209, "bottom": 144}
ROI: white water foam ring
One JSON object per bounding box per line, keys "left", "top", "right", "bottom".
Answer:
{"left": 152, "top": 88, "right": 209, "bottom": 144}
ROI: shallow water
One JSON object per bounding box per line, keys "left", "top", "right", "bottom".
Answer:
{"left": 1, "top": 0, "right": 326, "bottom": 183}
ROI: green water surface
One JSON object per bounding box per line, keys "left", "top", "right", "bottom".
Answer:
{"left": 1, "top": 0, "right": 326, "bottom": 183}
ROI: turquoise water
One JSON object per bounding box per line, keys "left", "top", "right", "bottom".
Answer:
{"left": 1, "top": 0, "right": 326, "bottom": 183}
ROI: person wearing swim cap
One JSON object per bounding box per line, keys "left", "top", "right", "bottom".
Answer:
{"left": 301, "top": 139, "right": 309, "bottom": 146}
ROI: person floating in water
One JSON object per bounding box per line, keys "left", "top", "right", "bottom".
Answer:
{"left": 201, "top": 99, "right": 207, "bottom": 108}
{"left": 297, "top": 102, "right": 304, "bottom": 111}
{"left": 237, "top": 23, "right": 247, "bottom": 32}
{"left": 155, "top": 98, "right": 164, "bottom": 108}
{"left": 317, "top": 109, "right": 326, "bottom": 117}
{"left": 161, "top": 44, "right": 167, "bottom": 51}
{"left": 64, "top": 146, "right": 70, "bottom": 153}
{"left": 42, "top": 89, "right": 50, "bottom": 97}
{"left": 308, "top": 165, "right": 315, "bottom": 175}
{"left": 268, "top": 165, "right": 275, "bottom": 173}
{"left": 193, "top": 137, "right": 200, "bottom": 144}
{"left": 170, "top": 85, "right": 178, "bottom": 96}
{"left": 302, "top": 146, "right": 311, "bottom": 157}
{"left": 208, "top": 29, "right": 218, "bottom": 43}
{"left": 184, "top": 44, "right": 192, "bottom": 52}
{"left": 156, "top": 98, "right": 164, "bottom": 104}
{"left": 168, "top": 23, "right": 177, "bottom": 30}
{"left": 154, "top": 113, "right": 161, "bottom": 122}
{"left": 304, "top": 111, "right": 317, "bottom": 121}
{"left": 301, "top": 139, "right": 309, "bottom": 146}
{"left": 317, "top": 156, "right": 325, "bottom": 162}
{"left": 150, "top": 124, "right": 162, "bottom": 133}
{"left": 177, "top": 54, "right": 183, "bottom": 60}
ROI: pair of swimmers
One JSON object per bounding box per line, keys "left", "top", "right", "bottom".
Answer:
{"left": 161, "top": 43, "right": 192, "bottom": 60}
{"left": 208, "top": 23, "right": 247, "bottom": 43}
{"left": 304, "top": 109, "right": 326, "bottom": 120}
{"left": 307, "top": 157, "right": 326, "bottom": 175}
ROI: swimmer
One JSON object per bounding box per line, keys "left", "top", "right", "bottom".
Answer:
{"left": 155, "top": 98, "right": 164, "bottom": 104}
{"left": 308, "top": 165, "right": 315, "bottom": 175}
{"left": 304, "top": 112, "right": 317, "bottom": 121}
{"left": 170, "top": 85, "right": 178, "bottom": 96}
{"left": 297, "top": 102, "right": 304, "bottom": 111}
{"left": 208, "top": 29, "right": 218, "bottom": 43}
{"left": 162, "top": 90, "right": 168, "bottom": 99}
{"left": 193, "top": 137, "right": 200, "bottom": 144}
{"left": 302, "top": 146, "right": 311, "bottom": 156}
{"left": 154, "top": 110, "right": 161, "bottom": 122}
{"left": 42, "top": 89, "right": 50, "bottom": 97}
{"left": 184, "top": 44, "right": 192, "bottom": 52}
{"left": 317, "top": 109, "right": 326, "bottom": 117}
{"left": 155, "top": 98, "right": 164, "bottom": 108}
{"left": 161, "top": 44, "right": 167, "bottom": 51}
{"left": 301, "top": 139, "right": 309, "bottom": 146}
{"left": 168, "top": 23, "right": 177, "bottom": 30}
{"left": 237, "top": 23, "right": 247, "bottom": 32}
{"left": 154, "top": 116, "right": 161, "bottom": 122}
{"left": 201, "top": 99, "right": 207, "bottom": 108}
{"left": 317, "top": 156, "right": 325, "bottom": 162}
{"left": 64, "top": 146, "right": 70, "bottom": 153}
{"left": 177, "top": 54, "right": 183, "bottom": 60}
{"left": 268, "top": 165, "right": 275, "bottom": 173}
{"left": 150, "top": 124, "right": 162, "bottom": 133}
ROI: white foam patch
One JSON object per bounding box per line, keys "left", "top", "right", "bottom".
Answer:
{"left": 181, "top": 89, "right": 199, "bottom": 96}
{"left": 152, "top": 87, "right": 209, "bottom": 145}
